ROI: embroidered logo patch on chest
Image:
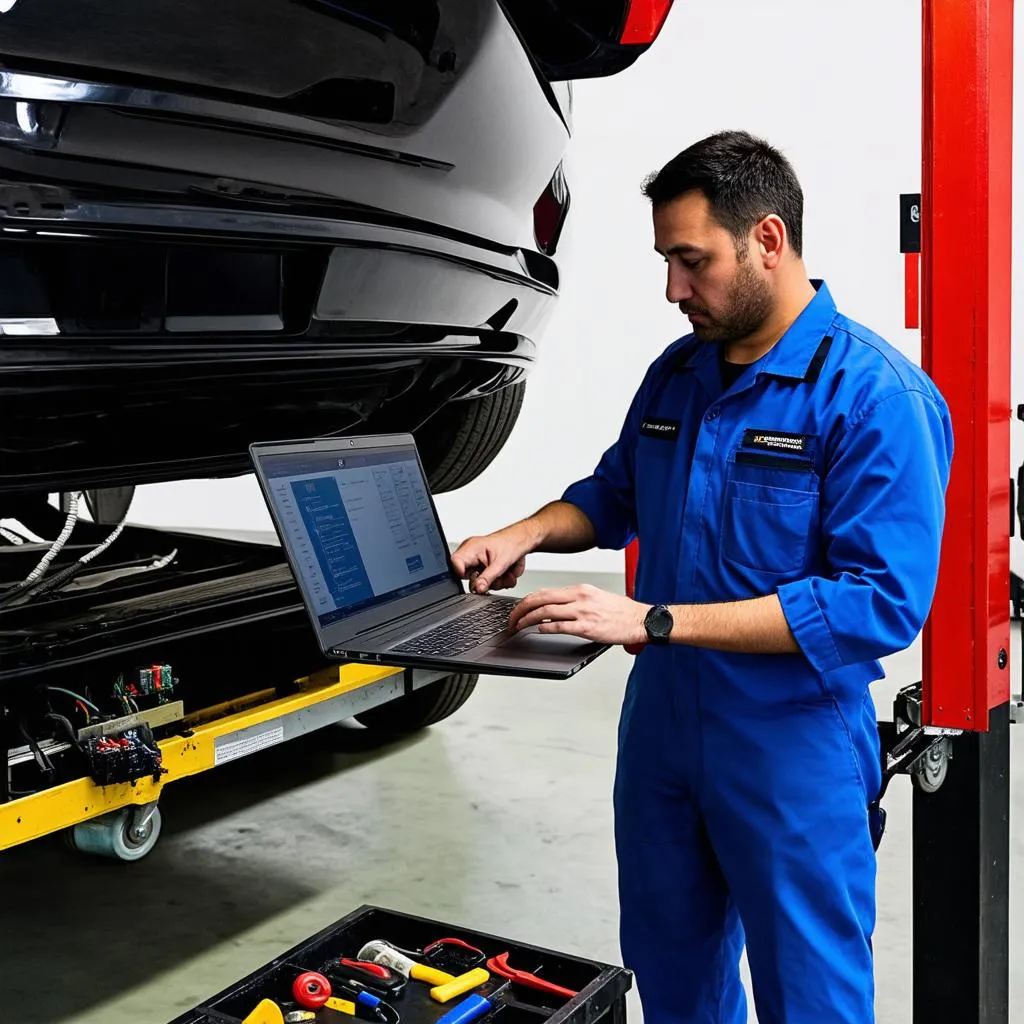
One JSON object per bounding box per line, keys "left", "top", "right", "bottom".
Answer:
{"left": 742, "top": 428, "right": 811, "bottom": 454}
{"left": 641, "top": 418, "right": 680, "bottom": 440}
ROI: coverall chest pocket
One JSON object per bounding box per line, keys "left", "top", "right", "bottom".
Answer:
{"left": 722, "top": 452, "right": 820, "bottom": 575}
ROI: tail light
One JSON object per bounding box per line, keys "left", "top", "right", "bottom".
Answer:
{"left": 533, "top": 164, "right": 570, "bottom": 256}
{"left": 620, "top": 0, "right": 675, "bottom": 45}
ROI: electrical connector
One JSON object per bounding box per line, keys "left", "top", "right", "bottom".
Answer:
{"left": 84, "top": 725, "right": 165, "bottom": 786}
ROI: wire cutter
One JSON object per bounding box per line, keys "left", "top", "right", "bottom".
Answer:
{"left": 422, "top": 938, "right": 487, "bottom": 973}
{"left": 485, "top": 953, "right": 578, "bottom": 1000}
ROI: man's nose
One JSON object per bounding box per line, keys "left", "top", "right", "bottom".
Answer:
{"left": 666, "top": 266, "right": 693, "bottom": 304}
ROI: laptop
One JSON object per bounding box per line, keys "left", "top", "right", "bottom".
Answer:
{"left": 249, "top": 434, "right": 610, "bottom": 679}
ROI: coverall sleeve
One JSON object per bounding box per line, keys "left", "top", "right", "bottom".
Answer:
{"left": 559, "top": 370, "right": 653, "bottom": 551}
{"left": 776, "top": 388, "right": 953, "bottom": 673}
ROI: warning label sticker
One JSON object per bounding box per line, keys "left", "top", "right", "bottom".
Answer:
{"left": 214, "top": 725, "right": 285, "bottom": 766}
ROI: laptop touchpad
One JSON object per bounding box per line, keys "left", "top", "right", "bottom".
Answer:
{"left": 496, "top": 629, "right": 597, "bottom": 654}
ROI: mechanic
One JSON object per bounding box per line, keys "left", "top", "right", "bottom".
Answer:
{"left": 450, "top": 131, "right": 954, "bottom": 1024}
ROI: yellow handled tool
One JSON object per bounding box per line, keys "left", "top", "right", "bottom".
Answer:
{"left": 430, "top": 967, "right": 491, "bottom": 1003}
{"left": 325, "top": 996, "right": 357, "bottom": 1015}
{"left": 413, "top": 963, "right": 458, "bottom": 986}
{"left": 241, "top": 999, "right": 285, "bottom": 1024}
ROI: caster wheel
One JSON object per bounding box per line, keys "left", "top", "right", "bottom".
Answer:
{"left": 912, "top": 737, "right": 952, "bottom": 794}
{"left": 68, "top": 805, "right": 162, "bottom": 861}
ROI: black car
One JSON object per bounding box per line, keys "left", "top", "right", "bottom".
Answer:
{"left": 0, "top": 3, "right": 673, "bottom": 753}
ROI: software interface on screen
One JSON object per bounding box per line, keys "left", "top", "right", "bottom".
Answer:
{"left": 262, "top": 449, "right": 451, "bottom": 627}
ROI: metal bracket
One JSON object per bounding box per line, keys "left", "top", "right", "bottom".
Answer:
{"left": 128, "top": 800, "right": 159, "bottom": 841}
{"left": 77, "top": 700, "right": 184, "bottom": 741}
{"left": 1009, "top": 698, "right": 1023, "bottom": 724}
{"left": 880, "top": 682, "right": 959, "bottom": 798}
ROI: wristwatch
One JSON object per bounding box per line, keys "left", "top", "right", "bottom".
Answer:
{"left": 643, "top": 604, "right": 674, "bottom": 645}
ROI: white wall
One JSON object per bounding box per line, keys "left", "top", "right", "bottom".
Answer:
{"left": 127, "top": 0, "right": 1024, "bottom": 579}
{"left": 436, "top": 0, "right": 922, "bottom": 573}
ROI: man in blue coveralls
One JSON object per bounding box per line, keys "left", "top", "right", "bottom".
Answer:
{"left": 450, "top": 131, "right": 953, "bottom": 1023}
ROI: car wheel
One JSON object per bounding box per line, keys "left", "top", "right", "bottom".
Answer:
{"left": 416, "top": 384, "right": 525, "bottom": 493}
{"left": 353, "top": 672, "right": 479, "bottom": 733}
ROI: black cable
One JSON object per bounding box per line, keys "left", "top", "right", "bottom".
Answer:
{"left": 0, "top": 514, "right": 129, "bottom": 610}
{"left": 0, "top": 494, "right": 82, "bottom": 605}
{"left": 45, "top": 712, "right": 83, "bottom": 752}
{"left": 17, "top": 718, "right": 55, "bottom": 778}
{"left": 0, "top": 560, "right": 87, "bottom": 609}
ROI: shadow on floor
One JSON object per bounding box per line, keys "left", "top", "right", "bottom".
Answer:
{"left": 160, "top": 722, "right": 425, "bottom": 834}
{"left": 0, "top": 724, "right": 427, "bottom": 1023}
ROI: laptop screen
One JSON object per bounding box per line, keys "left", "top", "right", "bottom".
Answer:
{"left": 259, "top": 446, "right": 453, "bottom": 628}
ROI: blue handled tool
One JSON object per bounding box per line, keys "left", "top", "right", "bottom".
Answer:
{"left": 436, "top": 983, "right": 511, "bottom": 1024}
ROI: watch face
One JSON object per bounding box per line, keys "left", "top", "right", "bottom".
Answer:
{"left": 647, "top": 604, "right": 673, "bottom": 640}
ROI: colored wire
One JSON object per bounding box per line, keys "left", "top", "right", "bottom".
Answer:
{"left": 45, "top": 687, "right": 102, "bottom": 714}
{"left": 75, "top": 700, "right": 91, "bottom": 723}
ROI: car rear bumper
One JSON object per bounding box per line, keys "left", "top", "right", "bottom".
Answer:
{"left": 0, "top": 198, "right": 555, "bottom": 494}
{"left": 0, "top": 189, "right": 559, "bottom": 332}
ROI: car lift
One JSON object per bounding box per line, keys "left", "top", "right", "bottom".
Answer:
{"left": 0, "top": 663, "right": 448, "bottom": 860}
{"left": 626, "top": 1, "right": 1017, "bottom": 1020}
{"left": 909, "top": 1, "right": 1014, "bottom": 1021}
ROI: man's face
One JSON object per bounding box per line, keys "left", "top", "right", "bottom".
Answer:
{"left": 653, "top": 191, "right": 775, "bottom": 345}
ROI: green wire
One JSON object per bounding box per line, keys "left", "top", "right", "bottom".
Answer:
{"left": 45, "top": 686, "right": 102, "bottom": 714}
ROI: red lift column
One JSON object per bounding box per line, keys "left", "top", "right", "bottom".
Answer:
{"left": 916, "top": 0, "right": 1013, "bottom": 1020}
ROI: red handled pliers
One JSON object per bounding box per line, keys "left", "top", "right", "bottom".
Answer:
{"left": 422, "top": 937, "right": 487, "bottom": 972}
{"left": 485, "top": 952, "right": 578, "bottom": 999}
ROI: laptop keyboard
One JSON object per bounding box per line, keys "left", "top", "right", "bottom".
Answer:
{"left": 392, "top": 598, "right": 517, "bottom": 657}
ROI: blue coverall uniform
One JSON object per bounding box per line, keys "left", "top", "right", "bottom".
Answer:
{"left": 561, "top": 282, "right": 953, "bottom": 1024}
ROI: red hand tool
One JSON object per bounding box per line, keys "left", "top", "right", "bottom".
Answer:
{"left": 485, "top": 953, "right": 578, "bottom": 999}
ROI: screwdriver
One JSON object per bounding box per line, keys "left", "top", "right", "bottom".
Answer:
{"left": 436, "top": 983, "right": 512, "bottom": 1024}
{"left": 430, "top": 967, "right": 491, "bottom": 1003}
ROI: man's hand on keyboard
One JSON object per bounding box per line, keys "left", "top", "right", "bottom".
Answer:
{"left": 508, "top": 584, "right": 650, "bottom": 646}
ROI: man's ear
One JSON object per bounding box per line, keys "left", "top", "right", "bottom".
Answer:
{"left": 754, "top": 215, "right": 786, "bottom": 269}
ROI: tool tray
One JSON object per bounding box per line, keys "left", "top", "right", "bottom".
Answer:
{"left": 168, "top": 905, "right": 631, "bottom": 1024}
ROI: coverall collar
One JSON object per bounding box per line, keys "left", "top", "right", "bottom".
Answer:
{"left": 678, "top": 279, "right": 837, "bottom": 383}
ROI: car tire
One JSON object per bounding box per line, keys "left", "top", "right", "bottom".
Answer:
{"left": 416, "top": 383, "right": 525, "bottom": 493}
{"left": 353, "top": 672, "right": 479, "bottom": 733}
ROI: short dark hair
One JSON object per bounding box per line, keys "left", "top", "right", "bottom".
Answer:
{"left": 642, "top": 130, "right": 805, "bottom": 257}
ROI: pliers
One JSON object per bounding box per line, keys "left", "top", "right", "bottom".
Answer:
{"left": 322, "top": 958, "right": 407, "bottom": 997}
{"left": 485, "top": 952, "right": 578, "bottom": 999}
{"left": 422, "top": 937, "right": 487, "bottom": 973}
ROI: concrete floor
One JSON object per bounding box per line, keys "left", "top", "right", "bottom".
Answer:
{"left": 0, "top": 569, "right": 1021, "bottom": 1023}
